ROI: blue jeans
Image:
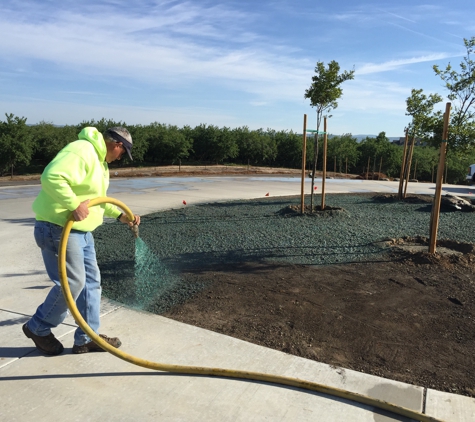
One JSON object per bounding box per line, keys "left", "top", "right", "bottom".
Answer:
{"left": 26, "top": 221, "right": 101, "bottom": 346}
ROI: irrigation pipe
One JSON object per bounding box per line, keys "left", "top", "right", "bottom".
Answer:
{"left": 58, "top": 197, "right": 445, "bottom": 422}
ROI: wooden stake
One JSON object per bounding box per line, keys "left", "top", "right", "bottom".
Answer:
{"left": 403, "top": 136, "right": 415, "bottom": 199}
{"left": 321, "top": 117, "right": 327, "bottom": 210}
{"left": 366, "top": 157, "right": 370, "bottom": 179}
{"left": 300, "top": 114, "right": 308, "bottom": 214}
{"left": 398, "top": 129, "right": 409, "bottom": 200}
{"left": 429, "top": 103, "right": 451, "bottom": 253}
{"left": 378, "top": 156, "right": 382, "bottom": 180}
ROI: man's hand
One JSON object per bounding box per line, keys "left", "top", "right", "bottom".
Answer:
{"left": 72, "top": 200, "right": 90, "bottom": 221}
{"left": 118, "top": 213, "right": 141, "bottom": 227}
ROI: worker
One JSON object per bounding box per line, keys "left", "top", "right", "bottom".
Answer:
{"left": 23, "top": 126, "right": 141, "bottom": 355}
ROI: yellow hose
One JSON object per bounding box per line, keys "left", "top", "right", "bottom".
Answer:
{"left": 58, "top": 197, "right": 445, "bottom": 422}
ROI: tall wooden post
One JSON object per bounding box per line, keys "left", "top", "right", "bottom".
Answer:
{"left": 300, "top": 114, "right": 308, "bottom": 214}
{"left": 429, "top": 103, "right": 451, "bottom": 253}
{"left": 321, "top": 117, "right": 328, "bottom": 210}
{"left": 398, "top": 129, "right": 409, "bottom": 200}
{"left": 403, "top": 136, "right": 415, "bottom": 199}
{"left": 366, "top": 157, "right": 370, "bottom": 179}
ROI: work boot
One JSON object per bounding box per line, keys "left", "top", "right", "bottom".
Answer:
{"left": 72, "top": 334, "right": 122, "bottom": 354}
{"left": 22, "top": 324, "right": 64, "bottom": 356}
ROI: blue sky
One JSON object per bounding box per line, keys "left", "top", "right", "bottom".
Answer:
{"left": 1, "top": 1, "right": 473, "bottom": 137}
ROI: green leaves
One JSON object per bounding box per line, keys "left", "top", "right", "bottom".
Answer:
{"left": 357, "top": 132, "right": 400, "bottom": 177}
{"left": 326, "top": 134, "right": 359, "bottom": 170}
{"left": 141, "top": 123, "right": 191, "bottom": 164}
{"left": 0, "top": 113, "right": 34, "bottom": 177}
{"left": 405, "top": 88, "right": 442, "bottom": 143}
{"left": 191, "top": 124, "right": 238, "bottom": 164}
{"left": 432, "top": 36, "right": 475, "bottom": 151}
{"left": 304, "top": 60, "right": 355, "bottom": 118}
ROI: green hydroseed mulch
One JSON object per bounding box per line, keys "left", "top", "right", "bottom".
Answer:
{"left": 94, "top": 193, "right": 475, "bottom": 312}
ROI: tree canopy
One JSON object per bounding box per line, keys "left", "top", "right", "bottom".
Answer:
{"left": 432, "top": 36, "right": 475, "bottom": 151}
{"left": 0, "top": 113, "right": 34, "bottom": 177}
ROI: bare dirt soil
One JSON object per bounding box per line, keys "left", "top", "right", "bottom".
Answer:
{"left": 0, "top": 165, "right": 305, "bottom": 185}
{"left": 163, "top": 238, "right": 475, "bottom": 398}
{"left": 0, "top": 164, "right": 358, "bottom": 186}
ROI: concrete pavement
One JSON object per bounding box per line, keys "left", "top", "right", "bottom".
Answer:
{"left": 1, "top": 175, "right": 474, "bottom": 421}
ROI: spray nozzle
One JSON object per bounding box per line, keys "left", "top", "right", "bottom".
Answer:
{"left": 130, "top": 223, "right": 139, "bottom": 238}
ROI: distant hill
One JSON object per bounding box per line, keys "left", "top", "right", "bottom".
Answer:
{"left": 324, "top": 134, "right": 402, "bottom": 142}
{"left": 352, "top": 134, "right": 401, "bottom": 142}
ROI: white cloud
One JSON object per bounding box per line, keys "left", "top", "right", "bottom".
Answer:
{"left": 0, "top": 3, "right": 294, "bottom": 86}
{"left": 0, "top": 0, "right": 470, "bottom": 137}
{"left": 356, "top": 54, "right": 454, "bottom": 75}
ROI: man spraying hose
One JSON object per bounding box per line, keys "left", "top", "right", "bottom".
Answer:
{"left": 23, "top": 127, "right": 141, "bottom": 355}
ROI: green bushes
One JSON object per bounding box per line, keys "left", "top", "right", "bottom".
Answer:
{"left": 1, "top": 112, "right": 475, "bottom": 184}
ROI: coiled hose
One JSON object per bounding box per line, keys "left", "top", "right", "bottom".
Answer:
{"left": 58, "top": 197, "right": 445, "bottom": 422}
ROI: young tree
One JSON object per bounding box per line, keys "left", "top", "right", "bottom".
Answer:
{"left": 304, "top": 60, "right": 354, "bottom": 209}
{"left": 406, "top": 88, "right": 443, "bottom": 139}
{"left": 433, "top": 36, "right": 475, "bottom": 151}
{"left": 403, "top": 89, "right": 442, "bottom": 195}
{"left": 0, "top": 113, "right": 33, "bottom": 177}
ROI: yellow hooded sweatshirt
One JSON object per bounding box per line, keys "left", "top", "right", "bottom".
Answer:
{"left": 32, "top": 127, "right": 121, "bottom": 231}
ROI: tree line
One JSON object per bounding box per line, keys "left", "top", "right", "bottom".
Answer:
{"left": 1, "top": 113, "right": 475, "bottom": 184}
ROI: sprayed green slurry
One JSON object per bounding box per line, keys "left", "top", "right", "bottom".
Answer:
{"left": 95, "top": 193, "right": 475, "bottom": 313}
{"left": 96, "top": 232, "right": 205, "bottom": 312}
{"left": 132, "top": 238, "right": 206, "bottom": 312}
{"left": 134, "top": 238, "right": 171, "bottom": 308}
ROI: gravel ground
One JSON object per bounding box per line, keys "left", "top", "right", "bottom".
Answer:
{"left": 95, "top": 193, "right": 475, "bottom": 309}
